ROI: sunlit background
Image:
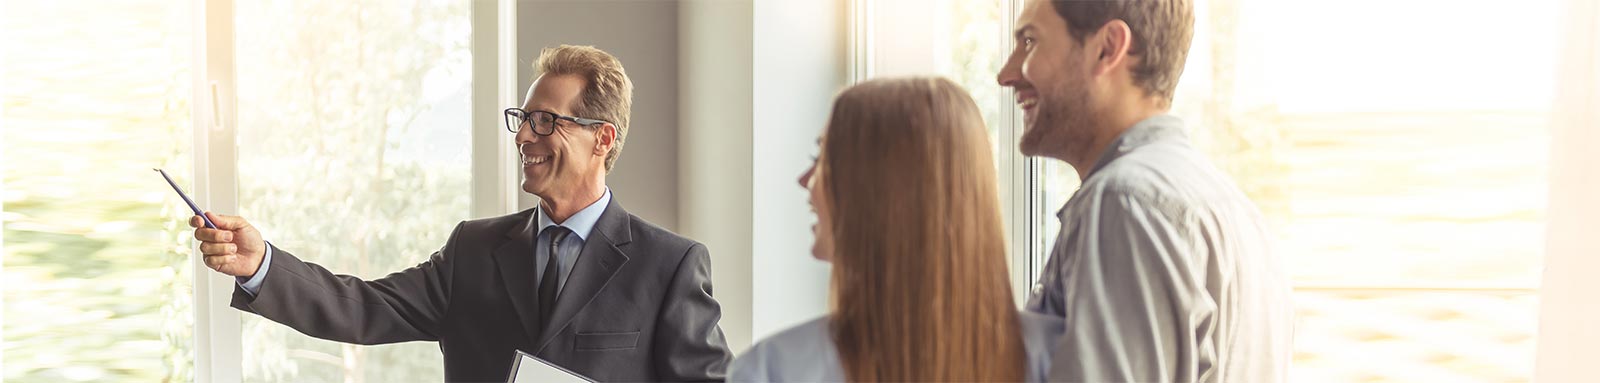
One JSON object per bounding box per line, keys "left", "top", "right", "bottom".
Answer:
{"left": 5, "top": 0, "right": 1597, "bottom": 382}
{"left": 4, "top": 0, "right": 469, "bottom": 381}
{"left": 926, "top": 0, "right": 1565, "bottom": 381}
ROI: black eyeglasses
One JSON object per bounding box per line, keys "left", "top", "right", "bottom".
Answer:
{"left": 504, "top": 108, "right": 609, "bottom": 136}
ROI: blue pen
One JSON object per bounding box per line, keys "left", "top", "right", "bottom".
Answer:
{"left": 155, "top": 168, "right": 217, "bottom": 229}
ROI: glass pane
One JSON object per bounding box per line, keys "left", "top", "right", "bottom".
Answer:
{"left": 1188, "top": 0, "right": 1560, "bottom": 289}
{"left": 1031, "top": 4, "right": 1558, "bottom": 283}
{"left": 940, "top": 0, "right": 1007, "bottom": 160}
{"left": 1033, "top": 0, "right": 1557, "bottom": 289}
{"left": 1026, "top": 0, "right": 1557, "bottom": 381}
{"left": 1270, "top": 112, "right": 1547, "bottom": 288}
{"left": 1035, "top": 159, "right": 1078, "bottom": 282}
{"left": 1292, "top": 291, "right": 1537, "bottom": 382}
{"left": 2, "top": 0, "right": 195, "bottom": 381}
{"left": 232, "top": 0, "right": 473, "bottom": 381}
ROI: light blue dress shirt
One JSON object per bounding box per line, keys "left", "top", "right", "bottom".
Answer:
{"left": 531, "top": 188, "right": 611, "bottom": 295}
{"left": 239, "top": 189, "right": 613, "bottom": 297}
{"left": 728, "top": 311, "right": 1064, "bottom": 382}
{"left": 237, "top": 243, "right": 272, "bottom": 294}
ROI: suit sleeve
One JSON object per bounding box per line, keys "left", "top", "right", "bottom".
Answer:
{"left": 651, "top": 243, "right": 734, "bottom": 382}
{"left": 229, "top": 222, "right": 464, "bottom": 345}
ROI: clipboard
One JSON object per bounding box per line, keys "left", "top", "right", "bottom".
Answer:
{"left": 507, "top": 349, "right": 594, "bottom": 383}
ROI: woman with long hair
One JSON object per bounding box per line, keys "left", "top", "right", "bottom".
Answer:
{"left": 729, "top": 77, "right": 1061, "bottom": 382}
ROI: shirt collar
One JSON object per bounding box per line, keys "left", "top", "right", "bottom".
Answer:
{"left": 1085, "top": 114, "right": 1188, "bottom": 178}
{"left": 536, "top": 188, "right": 611, "bottom": 241}
{"left": 1057, "top": 114, "right": 1188, "bottom": 221}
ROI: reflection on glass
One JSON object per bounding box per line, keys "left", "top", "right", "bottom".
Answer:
{"left": 2, "top": 0, "right": 195, "bottom": 381}
{"left": 233, "top": 0, "right": 472, "bottom": 381}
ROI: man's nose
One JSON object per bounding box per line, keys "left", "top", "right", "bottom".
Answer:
{"left": 516, "top": 133, "right": 541, "bottom": 156}
{"left": 515, "top": 123, "right": 538, "bottom": 145}
{"left": 997, "top": 52, "right": 1023, "bottom": 88}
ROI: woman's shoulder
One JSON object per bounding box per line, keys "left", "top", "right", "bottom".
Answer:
{"left": 768, "top": 316, "right": 832, "bottom": 343}
{"left": 728, "top": 316, "right": 843, "bottom": 382}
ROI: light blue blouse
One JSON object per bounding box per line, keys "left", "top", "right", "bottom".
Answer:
{"left": 729, "top": 311, "right": 1064, "bottom": 382}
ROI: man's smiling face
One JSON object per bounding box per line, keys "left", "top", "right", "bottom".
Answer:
{"left": 997, "top": 0, "right": 1099, "bottom": 161}
{"left": 516, "top": 74, "right": 604, "bottom": 199}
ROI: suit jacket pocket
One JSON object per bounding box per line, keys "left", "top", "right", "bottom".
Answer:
{"left": 575, "top": 331, "right": 640, "bottom": 351}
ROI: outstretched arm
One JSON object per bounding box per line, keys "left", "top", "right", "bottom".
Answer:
{"left": 193, "top": 213, "right": 461, "bottom": 345}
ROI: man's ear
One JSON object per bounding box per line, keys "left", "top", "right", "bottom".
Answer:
{"left": 1091, "top": 19, "right": 1134, "bottom": 77}
{"left": 593, "top": 123, "right": 617, "bottom": 156}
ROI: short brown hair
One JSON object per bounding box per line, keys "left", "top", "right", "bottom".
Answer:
{"left": 534, "top": 45, "right": 633, "bottom": 171}
{"left": 1053, "top": 0, "right": 1194, "bottom": 106}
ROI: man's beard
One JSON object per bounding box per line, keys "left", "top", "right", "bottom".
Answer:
{"left": 1020, "top": 82, "right": 1095, "bottom": 163}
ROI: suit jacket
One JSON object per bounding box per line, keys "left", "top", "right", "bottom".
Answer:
{"left": 231, "top": 197, "right": 733, "bottom": 382}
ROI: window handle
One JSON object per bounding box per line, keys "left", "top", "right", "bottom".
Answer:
{"left": 210, "top": 81, "right": 223, "bottom": 130}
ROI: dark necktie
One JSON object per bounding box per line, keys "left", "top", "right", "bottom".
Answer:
{"left": 538, "top": 226, "right": 570, "bottom": 333}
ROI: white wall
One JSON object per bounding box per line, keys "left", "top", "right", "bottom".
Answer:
{"left": 511, "top": 0, "right": 848, "bottom": 352}
{"left": 751, "top": 0, "right": 849, "bottom": 341}
{"left": 516, "top": 0, "right": 681, "bottom": 228}
{"left": 1535, "top": 0, "right": 1600, "bottom": 380}
{"left": 516, "top": 0, "right": 768, "bottom": 354}
{"left": 679, "top": 0, "right": 755, "bottom": 353}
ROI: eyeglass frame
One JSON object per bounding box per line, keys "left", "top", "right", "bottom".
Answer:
{"left": 504, "top": 107, "right": 610, "bottom": 136}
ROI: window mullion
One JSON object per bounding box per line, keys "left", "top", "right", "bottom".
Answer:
{"left": 191, "top": 0, "right": 243, "bottom": 381}
{"left": 471, "top": 0, "right": 519, "bottom": 218}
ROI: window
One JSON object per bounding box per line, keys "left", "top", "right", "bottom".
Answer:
{"left": 1147, "top": 0, "right": 1555, "bottom": 380}
{"left": 231, "top": 0, "right": 473, "bottom": 381}
{"left": 858, "top": 0, "right": 1563, "bottom": 381}
{"left": 4, "top": 0, "right": 512, "bottom": 381}
{"left": 1032, "top": 2, "right": 1554, "bottom": 379}
{"left": 3, "top": 1, "right": 197, "bottom": 381}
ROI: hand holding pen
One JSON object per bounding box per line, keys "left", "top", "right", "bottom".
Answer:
{"left": 156, "top": 168, "right": 267, "bottom": 278}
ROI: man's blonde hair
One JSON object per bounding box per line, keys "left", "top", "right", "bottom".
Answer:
{"left": 534, "top": 44, "right": 633, "bottom": 171}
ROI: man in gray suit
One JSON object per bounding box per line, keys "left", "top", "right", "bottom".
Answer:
{"left": 190, "top": 44, "right": 732, "bottom": 382}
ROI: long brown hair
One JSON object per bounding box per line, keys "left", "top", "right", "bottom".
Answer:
{"left": 821, "top": 77, "right": 1024, "bottom": 382}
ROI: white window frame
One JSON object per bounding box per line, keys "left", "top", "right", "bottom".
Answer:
{"left": 190, "top": 0, "right": 241, "bottom": 380}
{"left": 187, "top": 0, "right": 521, "bottom": 380}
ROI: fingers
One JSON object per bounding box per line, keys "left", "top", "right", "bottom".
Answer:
{"left": 199, "top": 241, "right": 237, "bottom": 256}
{"left": 193, "top": 228, "right": 234, "bottom": 243}
{"left": 189, "top": 215, "right": 203, "bottom": 228}
{"left": 202, "top": 253, "right": 236, "bottom": 270}
{"left": 204, "top": 212, "right": 251, "bottom": 231}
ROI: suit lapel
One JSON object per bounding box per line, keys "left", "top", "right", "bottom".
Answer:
{"left": 490, "top": 210, "right": 545, "bottom": 345}
{"left": 534, "top": 197, "right": 633, "bottom": 353}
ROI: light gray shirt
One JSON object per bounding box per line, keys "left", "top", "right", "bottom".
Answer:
{"left": 728, "top": 311, "right": 1065, "bottom": 382}
{"left": 1026, "top": 115, "right": 1294, "bottom": 382}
